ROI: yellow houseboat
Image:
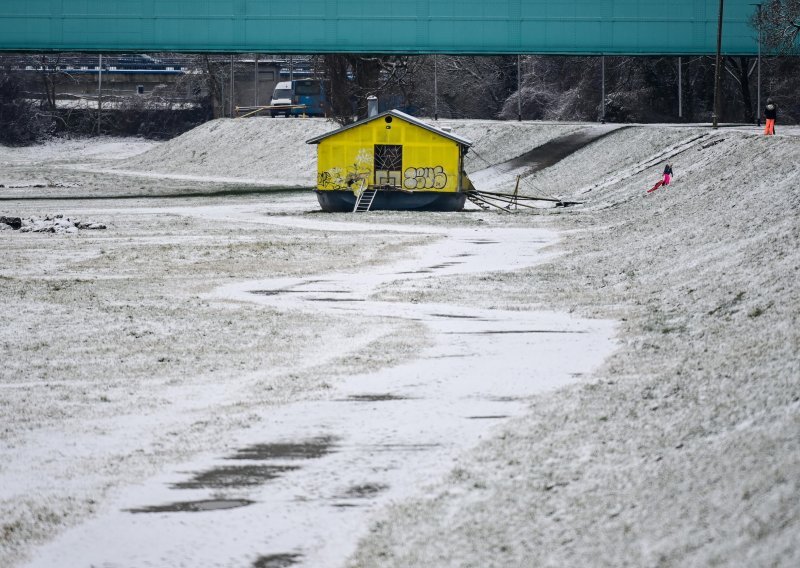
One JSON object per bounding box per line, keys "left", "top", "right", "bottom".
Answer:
{"left": 306, "top": 109, "right": 474, "bottom": 212}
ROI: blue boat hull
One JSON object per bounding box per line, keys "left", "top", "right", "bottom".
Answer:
{"left": 315, "top": 190, "right": 466, "bottom": 212}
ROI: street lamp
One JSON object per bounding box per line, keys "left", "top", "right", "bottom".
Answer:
{"left": 712, "top": 0, "right": 725, "bottom": 129}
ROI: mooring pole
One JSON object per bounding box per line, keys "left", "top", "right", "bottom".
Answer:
{"left": 517, "top": 54, "right": 522, "bottom": 121}
{"left": 601, "top": 55, "right": 606, "bottom": 123}
{"left": 97, "top": 54, "right": 102, "bottom": 135}
{"left": 712, "top": 0, "right": 725, "bottom": 129}
{"left": 434, "top": 54, "right": 438, "bottom": 121}
{"left": 678, "top": 56, "right": 683, "bottom": 119}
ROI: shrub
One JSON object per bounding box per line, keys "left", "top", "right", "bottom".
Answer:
{"left": 0, "top": 73, "right": 55, "bottom": 146}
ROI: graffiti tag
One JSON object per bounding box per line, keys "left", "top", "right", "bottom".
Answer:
{"left": 403, "top": 166, "right": 447, "bottom": 190}
{"left": 318, "top": 149, "right": 373, "bottom": 191}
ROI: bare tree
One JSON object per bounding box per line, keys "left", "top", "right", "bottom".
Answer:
{"left": 0, "top": 63, "right": 56, "bottom": 145}
{"left": 500, "top": 56, "right": 734, "bottom": 123}
{"left": 38, "top": 54, "right": 60, "bottom": 110}
{"left": 500, "top": 56, "right": 607, "bottom": 121}
{"left": 200, "top": 55, "right": 228, "bottom": 119}
{"left": 411, "top": 55, "right": 518, "bottom": 119}
{"left": 757, "top": 0, "right": 800, "bottom": 53}
{"left": 315, "top": 54, "right": 417, "bottom": 124}
{"left": 723, "top": 56, "right": 757, "bottom": 122}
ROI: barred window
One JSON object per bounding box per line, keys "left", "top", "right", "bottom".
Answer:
{"left": 374, "top": 145, "right": 402, "bottom": 172}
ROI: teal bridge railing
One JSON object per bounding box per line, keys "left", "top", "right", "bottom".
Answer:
{"left": 0, "top": 1, "right": 759, "bottom": 55}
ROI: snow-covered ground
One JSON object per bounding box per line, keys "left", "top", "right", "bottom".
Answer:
{"left": 1, "top": 118, "right": 798, "bottom": 568}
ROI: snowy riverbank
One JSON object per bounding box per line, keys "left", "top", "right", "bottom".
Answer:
{"left": 1, "top": 119, "right": 798, "bottom": 567}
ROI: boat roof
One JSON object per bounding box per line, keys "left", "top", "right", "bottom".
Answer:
{"left": 305, "top": 109, "right": 473, "bottom": 147}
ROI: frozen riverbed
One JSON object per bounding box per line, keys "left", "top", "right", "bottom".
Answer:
{"left": 20, "top": 207, "right": 615, "bottom": 567}
{"left": 2, "top": 120, "right": 798, "bottom": 568}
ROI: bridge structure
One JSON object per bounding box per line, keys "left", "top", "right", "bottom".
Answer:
{"left": 1, "top": 0, "right": 760, "bottom": 55}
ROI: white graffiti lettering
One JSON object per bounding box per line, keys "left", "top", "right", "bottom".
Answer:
{"left": 403, "top": 166, "right": 447, "bottom": 190}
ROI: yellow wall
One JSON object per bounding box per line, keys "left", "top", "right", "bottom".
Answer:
{"left": 315, "top": 117, "right": 462, "bottom": 193}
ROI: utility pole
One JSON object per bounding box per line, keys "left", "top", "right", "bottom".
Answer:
{"left": 751, "top": 3, "right": 763, "bottom": 125}
{"left": 601, "top": 55, "right": 606, "bottom": 123}
{"left": 712, "top": 0, "right": 725, "bottom": 129}
{"left": 678, "top": 56, "right": 683, "bottom": 119}
{"left": 229, "top": 54, "right": 234, "bottom": 117}
{"left": 254, "top": 53, "right": 259, "bottom": 106}
{"left": 517, "top": 54, "right": 522, "bottom": 121}
{"left": 434, "top": 54, "right": 438, "bottom": 120}
{"left": 97, "top": 54, "right": 102, "bottom": 135}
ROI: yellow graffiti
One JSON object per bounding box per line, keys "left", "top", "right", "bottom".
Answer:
{"left": 403, "top": 166, "right": 447, "bottom": 190}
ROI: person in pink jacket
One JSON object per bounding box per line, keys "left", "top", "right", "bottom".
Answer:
{"left": 648, "top": 163, "right": 673, "bottom": 193}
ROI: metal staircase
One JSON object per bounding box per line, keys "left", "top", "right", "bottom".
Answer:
{"left": 466, "top": 191, "right": 491, "bottom": 210}
{"left": 352, "top": 181, "right": 377, "bottom": 213}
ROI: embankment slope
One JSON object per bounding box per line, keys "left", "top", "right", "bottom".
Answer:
{"left": 117, "top": 117, "right": 587, "bottom": 187}
{"left": 350, "top": 129, "right": 800, "bottom": 567}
